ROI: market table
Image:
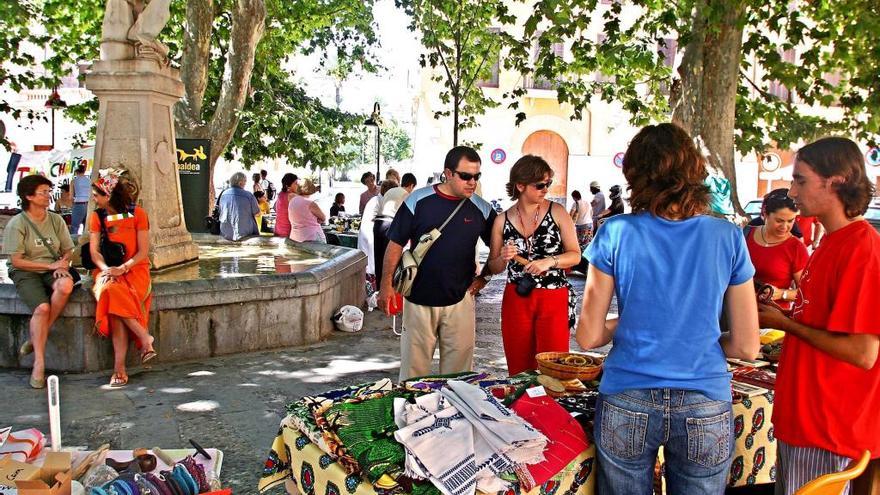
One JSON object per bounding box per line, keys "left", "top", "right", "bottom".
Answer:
{"left": 323, "top": 229, "right": 358, "bottom": 249}
{"left": 259, "top": 376, "right": 776, "bottom": 494}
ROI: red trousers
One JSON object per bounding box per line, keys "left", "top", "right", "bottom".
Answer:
{"left": 501, "top": 283, "right": 570, "bottom": 376}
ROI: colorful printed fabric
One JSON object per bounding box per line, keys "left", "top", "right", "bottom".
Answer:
{"left": 728, "top": 392, "right": 777, "bottom": 487}
{"left": 510, "top": 393, "right": 590, "bottom": 491}
{"left": 257, "top": 423, "right": 596, "bottom": 494}
{"left": 328, "top": 394, "right": 406, "bottom": 484}
{"left": 286, "top": 379, "right": 395, "bottom": 462}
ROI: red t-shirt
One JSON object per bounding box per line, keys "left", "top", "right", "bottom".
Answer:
{"left": 795, "top": 215, "right": 820, "bottom": 246}
{"left": 745, "top": 228, "right": 808, "bottom": 309}
{"left": 773, "top": 220, "right": 880, "bottom": 458}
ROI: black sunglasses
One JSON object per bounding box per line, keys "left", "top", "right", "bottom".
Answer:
{"left": 452, "top": 170, "right": 482, "bottom": 182}
{"left": 532, "top": 180, "right": 553, "bottom": 191}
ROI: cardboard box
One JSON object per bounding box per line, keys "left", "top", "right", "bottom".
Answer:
{"left": 39, "top": 452, "right": 71, "bottom": 485}
{"left": 0, "top": 458, "right": 42, "bottom": 487}
{"left": 16, "top": 470, "right": 71, "bottom": 495}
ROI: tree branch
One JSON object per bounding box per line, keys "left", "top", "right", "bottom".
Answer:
{"left": 176, "top": 0, "right": 214, "bottom": 134}
{"left": 208, "top": 0, "right": 267, "bottom": 153}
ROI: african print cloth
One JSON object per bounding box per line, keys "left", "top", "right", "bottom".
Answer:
{"left": 258, "top": 424, "right": 596, "bottom": 495}
{"left": 728, "top": 392, "right": 777, "bottom": 487}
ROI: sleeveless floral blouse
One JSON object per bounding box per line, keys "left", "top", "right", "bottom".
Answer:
{"left": 502, "top": 202, "right": 576, "bottom": 329}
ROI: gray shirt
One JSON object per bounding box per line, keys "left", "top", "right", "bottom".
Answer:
{"left": 591, "top": 191, "right": 606, "bottom": 224}
{"left": 218, "top": 186, "right": 260, "bottom": 241}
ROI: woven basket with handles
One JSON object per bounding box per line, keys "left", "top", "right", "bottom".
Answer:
{"left": 536, "top": 352, "right": 603, "bottom": 381}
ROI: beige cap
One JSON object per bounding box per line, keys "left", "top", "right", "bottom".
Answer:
{"left": 589, "top": 181, "right": 599, "bottom": 188}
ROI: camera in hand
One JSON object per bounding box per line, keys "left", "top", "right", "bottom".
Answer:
{"left": 515, "top": 273, "right": 538, "bottom": 297}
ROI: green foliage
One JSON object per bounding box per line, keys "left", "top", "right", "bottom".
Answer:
{"left": 380, "top": 119, "right": 414, "bottom": 163}
{"left": 518, "top": 0, "right": 880, "bottom": 153}
{"left": 1, "top": 0, "right": 381, "bottom": 169}
{"left": 336, "top": 118, "right": 413, "bottom": 173}
{"left": 397, "top": 0, "right": 520, "bottom": 145}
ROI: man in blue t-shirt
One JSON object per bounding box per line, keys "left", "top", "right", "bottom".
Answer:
{"left": 378, "top": 146, "right": 496, "bottom": 380}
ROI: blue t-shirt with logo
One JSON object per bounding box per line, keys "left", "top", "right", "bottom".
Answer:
{"left": 586, "top": 212, "right": 754, "bottom": 401}
{"left": 388, "top": 185, "right": 495, "bottom": 307}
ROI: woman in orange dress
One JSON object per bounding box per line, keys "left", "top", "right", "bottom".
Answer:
{"left": 88, "top": 168, "right": 156, "bottom": 387}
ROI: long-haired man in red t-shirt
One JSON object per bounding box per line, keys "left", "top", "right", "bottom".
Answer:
{"left": 759, "top": 137, "right": 880, "bottom": 495}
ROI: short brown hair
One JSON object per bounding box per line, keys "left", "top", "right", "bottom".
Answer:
{"left": 505, "top": 155, "right": 553, "bottom": 200}
{"left": 17, "top": 175, "right": 53, "bottom": 210}
{"left": 380, "top": 179, "right": 398, "bottom": 195}
{"left": 796, "top": 137, "right": 875, "bottom": 218}
{"left": 623, "top": 123, "right": 709, "bottom": 218}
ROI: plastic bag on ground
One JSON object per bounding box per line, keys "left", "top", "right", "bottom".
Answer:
{"left": 333, "top": 305, "right": 364, "bottom": 332}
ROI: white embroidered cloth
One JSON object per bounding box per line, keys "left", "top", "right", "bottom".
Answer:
{"left": 394, "top": 381, "right": 547, "bottom": 495}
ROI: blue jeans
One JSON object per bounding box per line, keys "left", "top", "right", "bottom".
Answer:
{"left": 594, "top": 389, "right": 734, "bottom": 495}
{"left": 70, "top": 202, "right": 88, "bottom": 235}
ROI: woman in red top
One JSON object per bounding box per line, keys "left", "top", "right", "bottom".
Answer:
{"left": 745, "top": 188, "right": 808, "bottom": 310}
{"left": 89, "top": 168, "right": 156, "bottom": 388}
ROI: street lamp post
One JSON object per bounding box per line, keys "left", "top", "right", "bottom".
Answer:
{"left": 363, "top": 102, "right": 381, "bottom": 180}
{"left": 44, "top": 87, "right": 67, "bottom": 150}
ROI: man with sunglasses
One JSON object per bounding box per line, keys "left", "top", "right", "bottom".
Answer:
{"left": 379, "top": 146, "right": 497, "bottom": 381}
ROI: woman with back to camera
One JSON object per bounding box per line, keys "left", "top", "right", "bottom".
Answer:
{"left": 577, "top": 123, "right": 760, "bottom": 494}
{"left": 745, "top": 188, "right": 808, "bottom": 310}
{"left": 88, "top": 168, "right": 156, "bottom": 388}
{"left": 288, "top": 178, "right": 326, "bottom": 243}
{"left": 273, "top": 173, "right": 298, "bottom": 238}
{"left": 486, "top": 155, "right": 581, "bottom": 375}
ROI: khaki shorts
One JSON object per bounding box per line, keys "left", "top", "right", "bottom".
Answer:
{"left": 10, "top": 270, "right": 57, "bottom": 311}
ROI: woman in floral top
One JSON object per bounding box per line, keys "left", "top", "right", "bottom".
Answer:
{"left": 486, "top": 155, "right": 581, "bottom": 375}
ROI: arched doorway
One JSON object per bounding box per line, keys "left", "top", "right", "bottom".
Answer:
{"left": 522, "top": 130, "right": 569, "bottom": 205}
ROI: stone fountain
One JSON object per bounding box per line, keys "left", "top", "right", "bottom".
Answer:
{"left": 0, "top": 1, "right": 367, "bottom": 372}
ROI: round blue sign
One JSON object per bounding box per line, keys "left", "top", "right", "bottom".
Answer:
{"left": 867, "top": 147, "right": 880, "bottom": 167}
{"left": 613, "top": 152, "right": 625, "bottom": 168}
{"left": 491, "top": 148, "right": 507, "bottom": 164}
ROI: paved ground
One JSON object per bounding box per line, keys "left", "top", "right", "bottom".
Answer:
{"left": 0, "top": 276, "right": 602, "bottom": 494}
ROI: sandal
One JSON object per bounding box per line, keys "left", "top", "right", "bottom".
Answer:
{"left": 109, "top": 373, "right": 128, "bottom": 388}
{"left": 140, "top": 349, "right": 157, "bottom": 365}
{"left": 19, "top": 340, "right": 34, "bottom": 357}
{"left": 29, "top": 374, "right": 46, "bottom": 389}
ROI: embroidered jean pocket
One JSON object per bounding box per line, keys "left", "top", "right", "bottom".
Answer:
{"left": 600, "top": 401, "right": 648, "bottom": 459}
{"left": 686, "top": 411, "right": 731, "bottom": 467}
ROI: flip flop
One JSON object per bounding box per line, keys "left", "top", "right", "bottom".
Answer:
{"left": 29, "top": 374, "right": 46, "bottom": 389}
{"left": 141, "top": 349, "right": 157, "bottom": 365}
{"left": 19, "top": 340, "right": 34, "bottom": 357}
{"left": 109, "top": 373, "right": 128, "bottom": 388}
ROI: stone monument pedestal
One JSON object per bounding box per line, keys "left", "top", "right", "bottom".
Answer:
{"left": 85, "top": 59, "right": 199, "bottom": 270}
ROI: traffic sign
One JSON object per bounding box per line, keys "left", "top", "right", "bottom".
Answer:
{"left": 490, "top": 148, "right": 507, "bottom": 164}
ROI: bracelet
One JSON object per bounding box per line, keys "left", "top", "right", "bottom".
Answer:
{"left": 551, "top": 255, "right": 559, "bottom": 268}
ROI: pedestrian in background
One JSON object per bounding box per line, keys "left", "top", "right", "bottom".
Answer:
{"left": 330, "top": 193, "right": 346, "bottom": 217}
{"left": 251, "top": 172, "right": 264, "bottom": 194}
{"left": 273, "top": 173, "right": 299, "bottom": 238}
{"left": 744, "top": 188, "right": 807, "bottom": 311}
{"left": 373, "top": 173, "right": 417, "bottom": 286}
{"left": 359, "top": 172, "right": 379, "bottom": 215}
{"left": 219, "top": 172, "right": 261, "bottom": 241}
{"left": 589, "top": 181, "right": 606, "bottom": 234}
{"left": 288, "top": 178, "right": 326, "bottom": 243}
{"left": 69, "top": 164, "right": 91, "bottom": 235}
{"left": 569, "top": 189, "right": 591, "bottom": 246}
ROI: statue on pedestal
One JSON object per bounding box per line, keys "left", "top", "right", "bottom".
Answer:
{"left": 101, "top": 0, "right": 172, "bottom": 63}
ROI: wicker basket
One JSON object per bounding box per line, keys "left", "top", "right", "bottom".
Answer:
{"left": 536, "top": 352, "right": 603, "bottom": 381}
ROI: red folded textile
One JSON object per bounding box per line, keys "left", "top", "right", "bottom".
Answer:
{"left": 510, "top": 393, "right": 590, "bottom": 491}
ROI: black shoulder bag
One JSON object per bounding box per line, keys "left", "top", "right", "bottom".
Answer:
{"left": 20, "top": 212, "right": 82, "bottom": 286}
{"left": 80, "top": 209, "right": 127, "bottom": 270}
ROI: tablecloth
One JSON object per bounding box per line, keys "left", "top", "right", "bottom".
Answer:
{"left": 259, "top": 424, "right": 597, "bottom": 495}
{"left": 260, "top": 384, "right": 776, "bottom": 494}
